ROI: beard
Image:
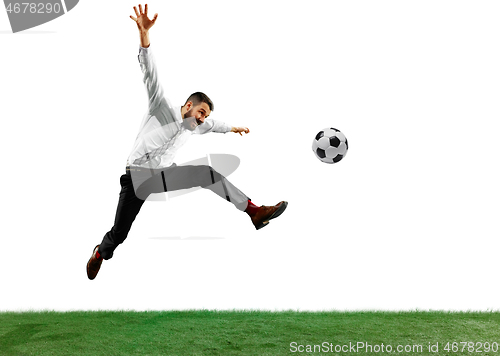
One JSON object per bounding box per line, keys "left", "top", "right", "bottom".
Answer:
{"left": 182, "top": 109, "right": 204, "bottom": 131}
{"left": 182, "top": 115, "right": 198, "bottom": 131}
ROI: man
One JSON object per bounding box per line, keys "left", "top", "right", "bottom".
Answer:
{"left": 87, "top": 4, "right": 287, "bottom": 280}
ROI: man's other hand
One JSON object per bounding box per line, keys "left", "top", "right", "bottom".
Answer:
{"left": 130, "top": 4, "right": 158, "bottom": 47}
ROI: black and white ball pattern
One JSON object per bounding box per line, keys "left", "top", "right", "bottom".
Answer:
{"left": 312, "top": 128, "right": 348, "bottom": 164}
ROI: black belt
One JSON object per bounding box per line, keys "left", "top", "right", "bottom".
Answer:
{"left": 126, "top": 164, "right": 177, "bottom": 174}
{"left": 125, "top": 166, "right": 150, "bottom": 175}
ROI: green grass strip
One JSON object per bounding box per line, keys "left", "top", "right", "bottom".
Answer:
{"left": 1, "top": 310, "right": 500, "bottom": 355}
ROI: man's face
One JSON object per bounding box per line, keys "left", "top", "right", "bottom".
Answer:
{"left": 183, "top": 102, "right": 211, "bottom": 131}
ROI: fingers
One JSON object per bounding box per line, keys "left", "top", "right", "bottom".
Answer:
{"left": 133, "top": 4, "right": 156, "bottom": 23}
{"left": 236, "top": 127, "right": 249, "bottom": 135}
{"left": 232, "top": 127, "right": 250, "bottom": 135}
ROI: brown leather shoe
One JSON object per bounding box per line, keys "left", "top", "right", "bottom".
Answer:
{"left": 86, "top": 245, "right": 103, "bottom": 280}
{"left": 250, "top": 201, "right": 288, "bottom": 230}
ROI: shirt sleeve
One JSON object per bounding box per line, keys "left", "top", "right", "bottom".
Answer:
{"left": 138, "top": 46, "right": 165, "bottom": 114}
{"left": 196, "top": 118, "right": 232, "bottom": 134}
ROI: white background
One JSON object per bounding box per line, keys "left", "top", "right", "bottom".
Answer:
{"left": 1, "top": 1, "right": 499, "bottom": 311}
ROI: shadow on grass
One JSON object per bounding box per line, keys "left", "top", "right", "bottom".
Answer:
{"left": 149, "top": 236, "right": 225, "bottom": 240}
{"left": 0, "top": 323, "right": 81, "bottom": 356}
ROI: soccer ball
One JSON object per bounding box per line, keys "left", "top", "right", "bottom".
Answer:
{"left": 312, "top": 128, "right": 348, "bottom": 163}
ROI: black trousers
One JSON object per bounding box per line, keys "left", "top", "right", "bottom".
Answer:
{"left": 98, "top": 165, "right": 248, "bottom": 260}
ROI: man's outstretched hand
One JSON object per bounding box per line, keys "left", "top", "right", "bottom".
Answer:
{"left": 130, "top": 4, "right": 158, "bottom": 48}
{"left": 231, "top": 127, "right": 250, "bottom": 136}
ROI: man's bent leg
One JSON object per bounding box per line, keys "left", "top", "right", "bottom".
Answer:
{"left": 99, "top": 173, "right": 146, "bottom": 260}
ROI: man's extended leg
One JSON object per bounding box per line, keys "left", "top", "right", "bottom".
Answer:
{"left": 146, "top": 165, "right": 288, "bottom": 229}
{"left": 200, "top": 167, "right": 288, "bottom": 229}
{"left": 160, "top": 165, "right": 249, "bottom": 210}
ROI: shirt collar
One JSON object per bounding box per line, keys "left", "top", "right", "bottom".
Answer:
{"left": 174, "top": 106, "right": 183, "bottom": 124}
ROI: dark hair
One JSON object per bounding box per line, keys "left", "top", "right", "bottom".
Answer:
{"left": 185, "top": 92, "right": 214, "bottom": 112}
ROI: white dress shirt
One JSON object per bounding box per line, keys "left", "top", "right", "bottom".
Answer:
{"left": 126, "top": 46, "right": 232, "bottom": 169}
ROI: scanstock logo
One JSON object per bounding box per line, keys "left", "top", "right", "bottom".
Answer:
{"left": 3, "top": 0, "right": 78, "bottom": 33}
